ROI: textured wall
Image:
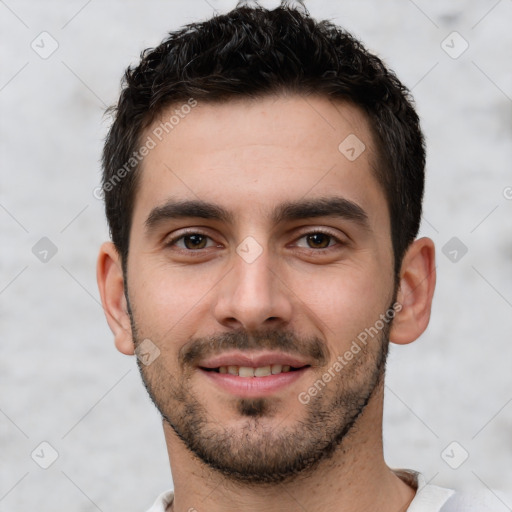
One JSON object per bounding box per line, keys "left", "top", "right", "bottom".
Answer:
{"left": 1, "top": 1, "right": 511, "bottom": 510}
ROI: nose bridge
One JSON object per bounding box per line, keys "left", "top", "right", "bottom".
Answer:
{"left": 213, "top": 239, "right": 292, "bottom": 329}
{"left": 234, "top": 247, "right": 274, "bottom": 303}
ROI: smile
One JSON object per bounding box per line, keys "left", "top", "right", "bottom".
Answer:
{"left": 199, "top": 367, "right": 310, "bottom": 398}
{"left": 203, "top": 364, "right": 305, "bottom": 377}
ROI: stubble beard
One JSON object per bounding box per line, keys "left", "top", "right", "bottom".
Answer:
{"left": 131, "top": 312, "right": 391, "bottom": 486}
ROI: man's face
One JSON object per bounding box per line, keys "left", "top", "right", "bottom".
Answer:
{"left": 126, "top": 95, "right": 396, "bottom": 483}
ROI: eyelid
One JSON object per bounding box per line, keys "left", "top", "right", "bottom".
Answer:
{"left": 163, "top": 228, "right": 220, "bottom": 248}
{"left": 292, "top": 227, "right": 349, "bottom": 246}
{"left": 162, "top": 226, "right": 349, "bottom": 251}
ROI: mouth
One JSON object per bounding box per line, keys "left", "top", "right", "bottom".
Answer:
{"left": 201, "top": 364, "right": 308, "bottom": 377}
{"left": 197, "top": 351, "right": 313, "bottom": 397}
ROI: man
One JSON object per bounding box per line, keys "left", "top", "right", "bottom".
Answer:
{"left": 96, "top": 2, "right": 478, "bottom": 511}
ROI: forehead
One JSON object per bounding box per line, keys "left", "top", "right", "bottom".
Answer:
{"left": 132, "top": 94, "right": 388, "bottom": 230}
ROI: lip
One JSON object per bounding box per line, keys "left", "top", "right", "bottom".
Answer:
{"left": 199, "top": 350, "right": 311, "bottom": 369}
{"left": 199, "top": 366, "right": 310, "bottom": 398}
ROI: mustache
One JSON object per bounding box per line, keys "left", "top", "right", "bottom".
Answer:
{"left": 179, "top": 329, "right": 330, "bottom": 368}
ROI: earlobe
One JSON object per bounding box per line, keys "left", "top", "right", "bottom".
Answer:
{"left": 96, "top": 242, "right": 135, "bottom": 355}
{"left": 389, "top": 237, "right": 436, "bottom": 345}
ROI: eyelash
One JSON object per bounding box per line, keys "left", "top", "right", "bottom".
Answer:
{"left": 293, "top": 229, "right": 345, "bottom": 251}
{"left": 164, "top": 229, "right": 218, "bottom": 252}
{"left": 164, "top": 229, "right": 346, "bottom": 252}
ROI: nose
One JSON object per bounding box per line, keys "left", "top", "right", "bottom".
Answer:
{"left": 212, "top": 243, "right": 293, "bottom": 332}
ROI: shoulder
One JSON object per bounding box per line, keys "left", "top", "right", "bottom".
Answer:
{"left": 396, "top": 470, "right": 504, "bottom": 512}
{"left": 441, "top": 490, "right": 507, "bottom": 511}
{"left": 393, "top": 469, "right": 454, "bottom": 512}
{"left": 145, "top": 489, "right": 174, "bottom": 512}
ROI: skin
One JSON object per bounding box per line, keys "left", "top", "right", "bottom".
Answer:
{"left": 97, "top": 94, "right": 436, "bottom": 512}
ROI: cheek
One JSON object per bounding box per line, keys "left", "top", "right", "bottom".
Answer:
{"left": 128, "top": 259, "right": 220, "bottom": 335}
{"left": 291, "top": 262, "right": 392, "bottom": 349}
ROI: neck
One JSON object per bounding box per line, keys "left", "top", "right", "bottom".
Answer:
{"left": 164, "top": 383, "right": 415, "bottom": 512}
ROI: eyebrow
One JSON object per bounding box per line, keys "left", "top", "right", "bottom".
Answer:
{"left": 145, "top": 200, "right": 234, "bottom": 232}
{"left": 272, "top": 197, "right": 370, "bottom": 229}
{"left": 145, "top": 197, "right": 370, "bottom": 233}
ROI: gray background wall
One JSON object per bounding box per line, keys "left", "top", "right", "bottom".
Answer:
{"left": 1, "top": 0, "right": 511, "bottom": 510}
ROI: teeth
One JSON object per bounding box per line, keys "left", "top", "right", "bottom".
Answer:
{"left": 254, "top": 365, "right": 271, "bottom": 377}
{"left": 216, "top": 364, "right": 296, "bottom": 377}
{"left": 239, "top": 366, "right": 255, "bottom": 377}
{"left": 271, "top": 364, "right": 282, "bottom": 374}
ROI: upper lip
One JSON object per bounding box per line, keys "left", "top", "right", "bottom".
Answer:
{"left": 199, "top": 351, "right": 311, "bottom": 369}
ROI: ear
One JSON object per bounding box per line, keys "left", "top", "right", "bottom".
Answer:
{"left": 389, "top": 237, "right": 436, "bottom": 345}
{"left": 96, "top": 242, "right": 134, "bottom": 355}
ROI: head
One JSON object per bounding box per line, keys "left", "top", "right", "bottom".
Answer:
{"left": 102, "top": 4, "right": 425, "bottom": 278}
{"left": 97, "top": 2, "right": 435, "bottom": 485}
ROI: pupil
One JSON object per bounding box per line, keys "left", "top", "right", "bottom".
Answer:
{"left": 308, "top": 233, "right": 330, "bottom": 248}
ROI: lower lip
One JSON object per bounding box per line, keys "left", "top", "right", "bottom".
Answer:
{"left": 199, "top": 368, "right": 309, "bottom": 398}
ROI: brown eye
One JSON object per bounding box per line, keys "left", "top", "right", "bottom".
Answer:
{"left": 306, "top": 233, "right": 332, "bottom": 249}
{"left": 182, "top": 234, "right": 208, "bottom": 249}
{"left": 167, "top": 233, "right": 215, "bottom": 250}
